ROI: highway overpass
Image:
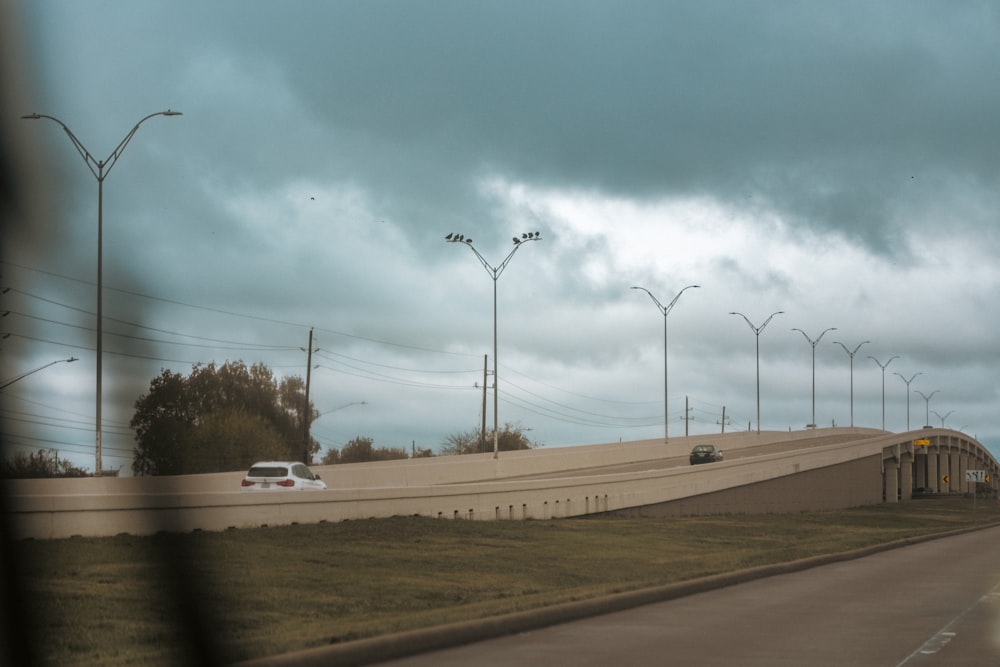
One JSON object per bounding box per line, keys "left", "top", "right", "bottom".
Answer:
{"left": 3, "top": 427, "right": 998, "bottom": 540}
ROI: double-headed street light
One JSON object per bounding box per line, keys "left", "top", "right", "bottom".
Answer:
{"left": 631, "top": 284, "right": 700, "bottom": 442}
{"left": 446, "top": 232, "right": 541, "bottom": 459}
{"left": 730, "top": 310, "right": 783, "bottom": 434}
{"left": 792, "top": 327, "right": 836, "bottom": 429}
{"left": 23, "top": 110, "right": 182, "bottom": 475}
{"left": 931, "top": 409, "right": 954, "bottom": 428}
{"left": 915, "top": 389, "right": 940, "bottom": 429}
{"left": 893, "top": 371, "right": 922, "bottom": 431}
{"left": 868, "top": 355, "right": 899, "bottom": 431}
{"left": 832, "top": 339, "right": 869, "bottom": 428}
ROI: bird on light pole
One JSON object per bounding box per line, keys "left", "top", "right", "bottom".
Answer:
{"left": 730, "top": 310, "right": 783, "bottom": 434}
{"left": 22, "top": 110, "right": 181, "bottom": 476}
{"left": 446, "top": 232, "right": 542, "bottom": 459}
{"left": 792, "top": 327, "right": 837, "bottom": 429}
{"left": 894, "top": 372, "right": 922, "bottom": 431}
{"left": 832, "top": 340, "right": 869, "bottom": 428}
{"left": 631, "top": 284, "right": 700, "bottom": 442}
{"left": 915, "top": 389, "right": 940, "bottom": 429}
{"left": 868, "top": 355, "right": 899, "bottom": 431}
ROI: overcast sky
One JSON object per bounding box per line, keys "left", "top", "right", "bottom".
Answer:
{"left": 3, "top": 1, "right": 999, "bottom": 474}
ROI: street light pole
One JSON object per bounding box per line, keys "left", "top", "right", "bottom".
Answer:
{"left": 1, "top": 357, "right": 78, "bottom": 390}
{"left": 631, "top": 284, "right": 700, "bottom": 442}
{"left": 832, "top": 340, "right": 869, "bottom": 428}
{"left": 23, "top": 110, "right": 181, "bottom": 475}
{"left": 792, "top": 327, "right": 837, "bottom": 429}
{"left": 915, "top": 389, "right": 940, "bottom": 429}
{"left": 931, "top": 409, "right": 954, "bottom": 428}
{"left": 893, "top": 372, "right": 922, "bottom": 431}
{"left": 446, "top": 232, "right": 541, "bottom": 459}
{"left": 868, "top": 355, "right": 899, "bottom": 431}
{"left": 311, "top": 401, "right": 367, "bottom": 461}
{"left": 730, "top": 311, "right": 783, "bottom": 434}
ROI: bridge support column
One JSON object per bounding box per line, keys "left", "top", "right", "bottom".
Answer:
{"left": 926, "top": 451, "right": 939, "bottom": 493}
{"left": 939, "top": 450, "right": 952, "bottom": 491}
{"left": 915, "top": 453, "right": 927, "bottom": 490}
{"left": 960, "top": 453, "right": 970, "bottom": 493}
{"left": 884, "top": 464, "right": 899, "bottom": 503}
{"left": 950, "top": 452, "right": 962, "bottom": 492}
{"left": 900, "top": 453, "right": 913, "bottom": 501}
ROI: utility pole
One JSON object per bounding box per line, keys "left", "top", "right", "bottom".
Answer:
{"left": 303, "top": 328, "right": 314, "bottom": 464}
{"left": 684, "top": 396, "right": 691, "bottom": 436}
{"left": 481, "top": 354, "right": 488, "bottom": 453}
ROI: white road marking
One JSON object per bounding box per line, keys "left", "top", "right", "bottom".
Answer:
{"left": 896, "top": 583, "right": 1000, "bottom": 666}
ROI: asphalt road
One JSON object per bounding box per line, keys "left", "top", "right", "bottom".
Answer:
{"left": 374, "top": 525, "right": 1000, "bottom": 667}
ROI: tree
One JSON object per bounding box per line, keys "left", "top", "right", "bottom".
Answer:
{"left": 2, "top": 449, "right": 90, "bottom": 478}
{"left": 338, "top": 436, "right": 376, "bottom": 463}
{"left": 182, "top": 409, "right": 286, "bottom": 474}
{"left": 130, "top": 361, "right": 319, "bottom": 475}
{"left": 334, "top": 436, "right": 410, "bottom": 464}
{"left": 440, "top": 422, "right": 540, "bottom": 455}
{"left": 320, "top": 436, "right": 415, "bottom": 464}
{"left": 440, "top": 428, "right": 481, "bottom": 456}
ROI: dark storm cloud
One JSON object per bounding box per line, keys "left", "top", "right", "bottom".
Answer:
{"left": 155, "top": 1, "right": 1000, "bottom": 255}
{"left": 27, "top": 1, "right": 999, "bottom": 254}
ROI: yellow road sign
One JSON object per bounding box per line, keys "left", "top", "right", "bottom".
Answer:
{"left": 942, "top": 474, "right": 950, "bottom": 484}
{"left": 914, "top": 438, "right": 930, "bottom": 445}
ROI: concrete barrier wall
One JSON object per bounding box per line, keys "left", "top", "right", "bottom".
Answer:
{"left": 3, "top": 429, "right": 997, "bottom": 540}
{"left": 0, "top": 437, "right": 678, "bottom": 497}
{"left": 615, "top": 455, "right": 884, "bottom": 517}
{"left": 0, "top": 429, "right": 870, "bottom": 497}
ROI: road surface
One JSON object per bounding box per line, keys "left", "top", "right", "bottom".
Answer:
{"left": 375, "top": 525, "right": 1000, "bottom": 666}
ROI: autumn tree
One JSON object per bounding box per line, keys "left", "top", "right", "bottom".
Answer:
{"left": 1, "top": 449, "right": 90, "bottom": 478}
{"left": 130, "top": 361, "right": 318, "bottom": 475}
{"left": 439, "top": 422, "right": 539, "bottom": 455}
{"left": 325, "top": 436, "right": 410, "bottom": 464}
{"left": 321, "top": 438, "right": 434, "bottom": 463}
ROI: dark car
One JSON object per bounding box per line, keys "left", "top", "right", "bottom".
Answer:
{"left": 689, "top": 444, "right": 723, "bottom": 465}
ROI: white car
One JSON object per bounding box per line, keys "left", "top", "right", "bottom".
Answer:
{"left": 240, "top": 461, "right": 327, "bottom": 491}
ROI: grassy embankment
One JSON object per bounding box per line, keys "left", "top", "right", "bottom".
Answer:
{"left": 9, "top": 496, "right": 1000, "bottom": 666}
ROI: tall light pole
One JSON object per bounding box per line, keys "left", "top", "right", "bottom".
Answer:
{"left": 915, "top": 389, "right": 939, "bottom": 429}
{"left": 446, "top": 232, "right": 541, "bottom": 459}
{"left": 792, "top": 327, "right": 836, "bottom": 428}
{"left": 868, "top": 355, "right": 899, "bottom": 431}
{"left": 931, "top": 410, "right": 954, "bottom": 428}
{"left": 631, "top": 284, "right": 700, "bottom": 442}
{"left": 832, "top": 340, "right": 869, "bottom": 428}
{"left": 730, "top": 311, "right": 783, "bottom": 434}
{"left": 894, "top": 372, "right": 922, "bottom": 431}
{"left": 23, "top": 110, "right": 181, "bottom": 475}
{"left": 1, "top": 357, "right": 78, "bottom": 390}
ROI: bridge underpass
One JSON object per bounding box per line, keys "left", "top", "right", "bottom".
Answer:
{"left": 2, "top": 428, "right": 998, "bottom": 539}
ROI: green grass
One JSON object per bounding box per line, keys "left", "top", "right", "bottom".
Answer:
{"left": 9, "top": 496, "right": 1000, "bottom": 666}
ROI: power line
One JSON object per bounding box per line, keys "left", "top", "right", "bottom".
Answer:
{"left": 4, "top": 260, "right": 741, "bottom": 440}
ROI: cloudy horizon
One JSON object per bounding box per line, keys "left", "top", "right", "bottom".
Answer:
{"left": 3, "top": 1, "right": 998, "bottom": 473}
